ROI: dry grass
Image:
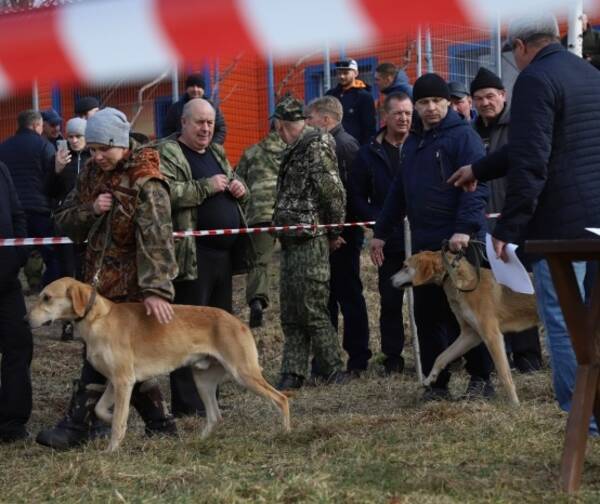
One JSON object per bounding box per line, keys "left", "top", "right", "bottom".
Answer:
{"left": 3, "top": 243, "right": 600, "bottom": 503}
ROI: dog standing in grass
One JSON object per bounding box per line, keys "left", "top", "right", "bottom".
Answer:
{"left": 392, "top": 250, "right": 539, "bottom": 405}
{"left": 28, "top": 278, "right": 291, "bottom": 452}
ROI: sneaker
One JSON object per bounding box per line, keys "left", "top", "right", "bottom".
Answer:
{"left": 422, "top": 386, "right": 452, "bottom": 402}
{"left": 460, "top": 377, "right": 496, "bottom": 401}
{"left": 276, "top": 373, "right": 304, "bottom": 391}
{"left": 249, "top": 299, "right": 264, "bottom": 328}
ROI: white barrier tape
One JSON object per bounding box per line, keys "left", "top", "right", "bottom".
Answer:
{"left": 0, "top": 221, "right": 376, "bottom": 247}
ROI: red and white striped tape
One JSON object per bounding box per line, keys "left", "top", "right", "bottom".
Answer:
{"left": 0, "top": 215, "right": 502, "bottom": 247}
{"left": 0, "top": 0, "right": 591, "bottom": 94}
{"left": 0, "top": 221, "right": 376, "bottom": 247}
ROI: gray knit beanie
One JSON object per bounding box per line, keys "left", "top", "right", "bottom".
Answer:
{"left": 66, "top": 117, "right": 87, "bottom": 136}
{"left": 85, "top": 107, "right": 130, "bottom": 147}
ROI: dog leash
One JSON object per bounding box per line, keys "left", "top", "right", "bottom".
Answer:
{"left": 440, "top": 240, "right": 482, "bottom": 293}
{"left": 74, "top": 199, "right": 116, "bottom": 322}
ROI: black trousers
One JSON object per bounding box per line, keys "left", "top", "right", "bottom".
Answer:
{"left": 169, "top": 246, "right": 233, "bottom": 415}
{"left": 328, "top": 227, "right": 371, "bottom": 371}
{"left": 414, "top": 283, "right": 493, "bottom": 389}
{"left": 377, "top": 251, "right": 406, "bottom": 365}
{"left": 0, "top": 280, "right": 33, "bottom": 432}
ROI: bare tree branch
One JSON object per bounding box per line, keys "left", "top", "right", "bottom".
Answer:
{"left": 210, "top": 53, "right": 244, "bottom": 103}
{"left": 401, "top": 39, "right": 417, "bottom": 70}
{"left": 130, "top": 70, "right": 169, "bottom": 128}
{"left": 275, "top": 49, "right": 322, "bottom": 101}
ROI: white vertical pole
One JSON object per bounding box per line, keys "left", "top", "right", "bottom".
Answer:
{"left": 324, "top": 44, "right": 331, "bottom": 93}
{"left": 404, "top": 218, "right": 423, "bottom": 384}
{"left": 425, "top": 26, "right": 433, "bottom": 73}
{"left": 492, "top": 12, "right": 502, "bottom": 78}
{"left": 567, "top": 0, "right": 584, "bottom": 57}
{"left": 416, "top": 26, "right": 423, "bottom": 77}
{"left": 171, "top": 65, "right": 179, "bottom": 103}
{"left": 32, "top": 80, "right": 39, "bottom": 110}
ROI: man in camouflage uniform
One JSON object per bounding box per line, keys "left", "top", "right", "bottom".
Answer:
{"left": 154, "top": 98, "right": 253, "bottom": 417}
{"left": 272, "top": 96, "right": 349, "bottom": 391}
{"left": 37, "top": 108, "right": 179, "bottom": 450}
{"left": 236, "top": 130, "right": 287, "bottom": 328}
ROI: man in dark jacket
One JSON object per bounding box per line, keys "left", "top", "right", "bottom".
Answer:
{"left": 0, "top": 110, "right": 61, "bottom": 287}
{"left": 305, "top": 95, "right": 370, "bottom": 376}
{"left": 326, "top": 59, "right": 377, "bottom": 145}
{"left": 41, "top": 109, "right": 64, "bottom": 149}
{"left": 470, "top": 67, "right": 542, "bottom": 373}
{"left": 162, "top": 73, "right": 227, "bottom": 143}
{"left": 349, "top": 91, "right": 413, "bottom": 374}
{"left": 450, "top": 15, "right": 600, "bottom": 432}
{"left": 371, "top": 74, "right": 493, "bottom": 401}
{"left": 0, "top": 162, "right": 33, "bottom": 443}
{"left": 374, "top": 62, "right": 413, "bottom": 98}
{"left": 561, "top": 13, "right": 600, "bottom": 70}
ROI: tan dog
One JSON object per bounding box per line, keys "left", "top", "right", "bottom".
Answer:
{"left": 391, "top": 251, "right": 539, "bottom": 405}
{"left": 28, "top": 278, "right": 290, "bottom": 451}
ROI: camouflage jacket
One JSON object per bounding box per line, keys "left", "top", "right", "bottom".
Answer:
{"left": 273, "top": 125, "right": 346, "bottom": 238}
{"left": 54, "top": 142, "right": 178, "bottom": 302}
{"left": 235, "top": 131, "right": 287, "bottom": 225}
{"left": 153, "top": 135, "right": 254, "bottom": 281}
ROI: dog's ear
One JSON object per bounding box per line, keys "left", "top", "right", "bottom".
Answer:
{"left": 68, "top": 283, "right": 89, "bottom": 318}
{"left": 412, "top": 260, "right": 433, "bottom": 286}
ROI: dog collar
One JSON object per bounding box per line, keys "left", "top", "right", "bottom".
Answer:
{"left": 74, "top": 287, "right": 98, "bottom": 323}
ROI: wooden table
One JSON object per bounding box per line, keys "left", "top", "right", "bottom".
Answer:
{"left": 525, "top": 239, "right": 600, "bottom": 493}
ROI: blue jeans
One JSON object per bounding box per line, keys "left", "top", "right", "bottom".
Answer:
{"left": 531, "top": 259, "right": 598, "bottom": 434}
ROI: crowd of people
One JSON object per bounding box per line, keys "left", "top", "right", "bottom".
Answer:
{"left": 1, "top": 13, "right": 599, "bottom": 448}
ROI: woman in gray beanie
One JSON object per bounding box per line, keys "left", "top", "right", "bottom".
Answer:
{"left": 38, "top": 107, "right": 180, "bottom": 450}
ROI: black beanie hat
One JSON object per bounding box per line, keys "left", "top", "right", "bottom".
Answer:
{"left": 470, "top": 67, "right": 504, "bottom": 95}
{"left": 413, "top": 73, "right": 450, "bottom": 102}
{"left": 74, "top": 96, "right": 100, "bottom": 115}
{"left": 185, "top": 73, "right": 206, "bottom": 89}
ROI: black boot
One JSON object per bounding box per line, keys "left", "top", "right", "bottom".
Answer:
{"left": 36, "top": 380, "right": 109, "bottom": 449}
{"left": 276, "top": 373, "right": 304, "bottom": 391}
{"left": 249, "top": 299, "right": 264, "bottom": 328}
{"left": 131, "top": 381, "right": 178, "bottom": 437}
{"left": 61, "top": 322, "right": 74, "bottom": 341}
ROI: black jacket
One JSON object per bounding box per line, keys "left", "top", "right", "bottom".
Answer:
{"left": 0, "top": 128, "right": 56, "bottom": 214}
{"left": 51, "top": 149, "right": 91, "bottom": 205}
{"left": 330, "top": 123, "right": 359, "bottom": 224}
{"left": 0, "top": 162, "right": 28, "bottom": 288}
{"left": 349, "top": 128, "right": 405, "bottom": 253}
{"left": 474, "top": 43, "right": 600, "bottom": 242}
{"left": 162, "top": 94, "right": 227, "bottom": 144}
{"left": 326, "top": 81, "right": 377, "bottom": 145}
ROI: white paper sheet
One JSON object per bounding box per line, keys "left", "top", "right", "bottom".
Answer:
{"left": 586, "top": 228, "right": 600, "bottom": 236}
{"left": 485, "top": 233, "right": 534, "bottom": 294}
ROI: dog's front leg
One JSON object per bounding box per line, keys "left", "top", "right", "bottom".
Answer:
{"left": 424, "top": 330, "right": 480, "bottom": 387}
{"left": 106, "top": 379, "right": 134, "bottom": 452}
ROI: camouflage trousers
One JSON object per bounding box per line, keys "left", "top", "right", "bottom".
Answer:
{"left": 245, "top": 229, "right": 276, "bottom": 307}
{"left": 279, "top": 235, "right": 343, "bottom": 378}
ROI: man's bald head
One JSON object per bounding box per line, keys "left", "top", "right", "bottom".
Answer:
{"left": 179, "top": 98, "right": 215, "bottom": 152}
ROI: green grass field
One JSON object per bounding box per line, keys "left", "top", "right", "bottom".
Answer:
{"left": 3, "top": 246, "right": 600, "bottom": 503}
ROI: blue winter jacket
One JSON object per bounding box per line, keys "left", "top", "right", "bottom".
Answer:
{"left": 0, "top": 128, "right": 56, "bottom": 214}
{"left": 380, "top": 70, "right": 413, "bottom": 99}
{"left": 374, "top": 109, "right": 488, "bottom": 252}
{"left": 474, "top": 43, "right": 600, "bottom": 242}
{"left": 348, "top": 128, "right": 404, "bottom": 253}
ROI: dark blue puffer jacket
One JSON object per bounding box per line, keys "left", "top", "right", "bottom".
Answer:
{"left": 348, "top": 128, "right": 404, "bottom": 253}
{"left": 486, "top": 43, "right": 600, "bottom": 242}
{"left": 374, "top": 109, "right": 488, "bottom": 252}
{"left": 326, "top": 81, "right": 377, "bottom": 145}
{"left": 0, "top": 128, "right": 56, "bottom": 214}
